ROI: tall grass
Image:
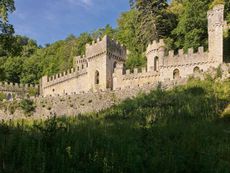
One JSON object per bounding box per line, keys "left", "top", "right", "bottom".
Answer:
{"left": 0, "top": 79, "right": 230, "bottom": 173}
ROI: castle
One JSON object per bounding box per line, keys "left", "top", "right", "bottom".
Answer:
{"left": 39, "top": 5, "right": 227, "bottom": 97}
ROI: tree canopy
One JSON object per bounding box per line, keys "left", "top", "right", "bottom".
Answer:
{"left": 0, "top": 0, "right": 229, "bottom": 84}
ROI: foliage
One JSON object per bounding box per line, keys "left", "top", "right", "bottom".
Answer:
{"left": 28, "top": 87, "right": 38, "bottom": 97}
{"left": 19, "top": 99, "right": 35, "bottom": 115}
{"left": 133, "top": 0, "right": 176, "bottom": 47}
{"left": 92, "top": 24, "right": 116, "bottom": 40}
{"left": 0, "top": 0, "right": 15, "bottom": 34}
{"left": 0, "top": 0, "right": 230, "bottom": 84}
{"left": 2, "top": 56, "right": 24, "bottom": 83}
{"left": 0, "top": 80, "right": 230, "bottom": 172}
{"left": 115, "top": 9, "right": 146, "bottom": 69}
{"left": 0, "top": 92, "right": 6, "bottom": 101}
{"left": 224, "top": 29, "right": 230, "bottom": 62}
{"left": 169, "top": 0, "right": 212, "bottom": 51}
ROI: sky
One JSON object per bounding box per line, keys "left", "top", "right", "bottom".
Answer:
{"left": 9, "top": 0, "right": 130, "bottom": 45}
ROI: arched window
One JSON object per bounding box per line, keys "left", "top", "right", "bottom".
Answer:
{"left": 7, "top": 93, "right": 12, "bottom": 101}
{"left": 193, "top": 66, "right": 200, "bottom": 73}
{"left": 173, "top": 69, "right": 180, "bottom": 80}
{"left": 95, "top": 70, "right": 100, "bottom": 85}
{"left": 154, "top": 57, "right": 159, "bottom": 71}
{"left": 113, "top": 62, "right": 117, "bottom": 72}
{"left": 82, "top": 64, "right": 84, "bottom": 69}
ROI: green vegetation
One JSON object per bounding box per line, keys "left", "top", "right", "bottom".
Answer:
{"left": 0, "top": 92, "right": 6, "bottom": 101}
{"left": 19, "top": 99, "right": 35, "bottom": 115}
{"left": 0, "top": 79, "right": 230, "bottom": 172}
{"left": 0, "top": 0, "right": 230, "bottom": 84}
{"left": 0, "top": 1, "right": 229, "bottom": 172}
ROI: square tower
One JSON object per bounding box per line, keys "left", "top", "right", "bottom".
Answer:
{"left": 208, "top": 4, "right": 224, "bottom": 64}
{"left": 85, "top": 35, "right": 126, "bottom": 91}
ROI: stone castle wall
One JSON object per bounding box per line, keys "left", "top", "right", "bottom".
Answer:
{"left": 0, "top": 63, "right": 229, "bottom": 120}
{"left": 41, "top": 35, "right": 127, "bottom": 97}
{"left": 113, "top": 65, "right": 160, "bottom": 90}
{"left": 41, "top": 69, "right": 89, "bottom": 96}
{"left": 0, "top": 82, "right": 38, "bottom": 99}
{"left": 38, "top": 4, "right": 226, "bottom": 98}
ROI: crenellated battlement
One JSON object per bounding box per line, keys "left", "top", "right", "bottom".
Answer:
{"left": 146, "top": 39, "right": 165, "bottom": 55}
{"left": 0, "top": 81, "right": 38, "bottom": 98}
{"left": 162, "top": 47, "right": 210, "bottom": 68}
{"left": 113, "top": 64, "right": 160, "bottom": 90}
{"left": 107, "top": 37, "right": 126, "bottom": 60}
{"left": 207, "top": 4, "right": 224, "bottom": 29}
{"left": 39, "top": 4, "right": 226, "bottom": 97}
{"left": 85, "top": 35, "right": 126, "bottom": 60}
{"left": 75, "top": 56, "right": 88, "bottom": 70}
{"left": 43, "top": 68, "right": 87, "bottom": 88}
{"left": 85, "top": 36, "right": 107, "bottom": 58}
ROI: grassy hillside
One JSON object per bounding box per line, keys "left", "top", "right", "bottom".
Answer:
{"left": 0, "top": 79, "right": 230, "bottom": 173}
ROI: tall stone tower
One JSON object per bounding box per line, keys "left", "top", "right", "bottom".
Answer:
{"left": 146, "top": 39, "right": 166, "bottom": 72}
{"left": 86, "top": 35, "right": 126, "bottom": 91}
{"left": 208, "top": 4, "right": 224, "bottom": 64}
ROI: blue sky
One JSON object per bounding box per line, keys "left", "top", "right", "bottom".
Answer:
{"left": 9, "top": 0, "right": 130, "bottom": 45}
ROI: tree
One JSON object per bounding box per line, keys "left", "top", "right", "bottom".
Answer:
{"left": 20, "top": 54, "right": 43, "bottom": 84}
{"left": 0, "top": 0, "right": 15, "bottom": 56}
{"left": 169, "top": 0, "right": 212, "bottom": 51}
{"left": 3, "top": 56, "right": 24, "bottom": 83}
{"left": 91, "top": 24, "right": 116, "bottom": 40}
{"left": 133, "top": 0, "right": 176, "bottom": 48}
{"left": 116, "top": 9, "right": 146, "bottom": 69}
{"left": 0, "top": 0, "right": 15, "bottom": 34}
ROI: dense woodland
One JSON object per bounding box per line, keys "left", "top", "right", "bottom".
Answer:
{"left": 0, "top": 0, "right": 230, "bottom": 84}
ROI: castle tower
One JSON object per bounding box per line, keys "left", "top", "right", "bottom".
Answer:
{"left": 208, "top": 4, "right": 224, "bottom": 64}
{"left": 86, "top": 35, "right": 126, "bottom": 91}
{"left": 146, "top": 39, "right": 166, "bottom": 72}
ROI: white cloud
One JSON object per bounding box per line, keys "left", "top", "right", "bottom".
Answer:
{"left": 66, "top": 0, "right": 93, "bottom": 8}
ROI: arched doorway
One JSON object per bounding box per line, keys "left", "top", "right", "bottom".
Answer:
{"left": 173, "top": 69, "right": 180, "bottom": 80}
{"left": 154, "top": 57, "right": 159, "bottom": 71}
{"left": 193, "top": 66, "right": 200, "bottom": 73}
{"left": 95, "top": 70, "right": 100, "bottom": 85}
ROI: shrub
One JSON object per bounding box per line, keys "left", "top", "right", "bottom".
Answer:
{"left": 20, "top": 99, "right": 35, "bottom": 115}
{"left": 28, "top": 87, "right": 38, "bottom": 97}
{"left": 0, "top": 92, "right": 6, "bottom": 101}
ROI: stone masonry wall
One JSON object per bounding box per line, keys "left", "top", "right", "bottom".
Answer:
{"left": 0, "top": 77, "right": 189, "bottom": 120}
{"left": 0, "top": 63, "right": 229, "bottom": 121}
{"left": 113, "top": 66, "right": 160, "bottom": 90}
{"left": 0, "top": 82, "right": 38, "bottom": 99}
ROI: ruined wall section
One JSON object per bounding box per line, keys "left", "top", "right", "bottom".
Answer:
{"left": 0, "top": 82, "right": 38, "bottom": 98}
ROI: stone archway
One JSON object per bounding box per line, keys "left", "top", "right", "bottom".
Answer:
{"left": 173, "top": 69, "right": 180, "bottom": 80}
{"left": 193, "top": 66, "right": 200, "bottom": 73}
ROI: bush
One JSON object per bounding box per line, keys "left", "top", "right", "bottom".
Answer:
{"left": 20, "top": 99, "right": 35, "bottom": 115}
{"left": 0, "top": 92, "right": 6, "bottom": 101}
